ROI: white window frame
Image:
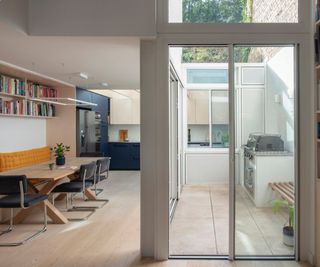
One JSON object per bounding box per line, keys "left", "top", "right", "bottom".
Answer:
{"left": 157, "top": 0, "right": 310, "bottom": 34}
{"left": 150, "top": 34, "right": 311, "bottom": 261}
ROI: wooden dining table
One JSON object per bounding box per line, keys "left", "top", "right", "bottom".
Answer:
{"left": 0, "top": 157, "right": 103, "bottom": 224}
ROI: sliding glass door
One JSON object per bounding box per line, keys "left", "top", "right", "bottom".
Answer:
{"left": 168, "top": 44, "right": 297, "bottom": 259}
{"left": 233, "top": 45, "right": 296, "bottom": 258}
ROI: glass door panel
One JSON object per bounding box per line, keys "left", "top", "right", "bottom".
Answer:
{"left": 169, "top": 46, "right": 229, "bottom": 256}
{"left": 234, "top": 45, "right": 296, "bottom": 257}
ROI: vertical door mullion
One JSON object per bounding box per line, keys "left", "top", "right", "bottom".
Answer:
{"left": 294, "top": 43, "right": 299, "bottom": 261}
{"left": 228, "top": 44, "right": 235, "bottom": 261}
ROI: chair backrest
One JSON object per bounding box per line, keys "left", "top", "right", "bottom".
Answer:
{"left": 0, "top": 175, "right": 27, "bottom": 195}
{"left": 96, "top": 157, "right": 111, "bottom": 174}
{"left": 79, "top": 162, "right": 96, "bottom": 181}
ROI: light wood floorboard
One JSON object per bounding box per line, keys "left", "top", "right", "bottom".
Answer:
{"left": 0, "top": 171, "right": 309, "bottom": 267}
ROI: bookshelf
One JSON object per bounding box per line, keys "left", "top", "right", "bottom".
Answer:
{"left": 0, "top": 73, "right": 59, "bottom": 118}
{"left": 0, "top": 60, "right": 76, "bottom": 156}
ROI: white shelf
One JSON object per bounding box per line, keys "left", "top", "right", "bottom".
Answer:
{"left": 0, "top": 113, "right": 55, "bottom": 119}
{"left": 0, "top": 92, "right": 63, "bottom": 105}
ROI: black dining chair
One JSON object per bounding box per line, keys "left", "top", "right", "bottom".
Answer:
{"left": 92, "top": 157, "right": 111, "bottom": 196}
{"left": 51, "top": 161, "right": 97, "bottom": 221}
{"left": 0, "top": 175, "right": 48, "bottom": 246}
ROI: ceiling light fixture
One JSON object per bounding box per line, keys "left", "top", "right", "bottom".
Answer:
{"left": 100, "top": 82, "right": 109, "bottom": 87}
{"left": 79, "top": 72, "right": 89, "bottom": 80}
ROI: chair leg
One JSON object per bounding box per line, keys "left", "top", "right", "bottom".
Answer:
{"left": 0, "top": 209, "right": 14, "bottom": 236}
{"left": 0, "top": 204, "right": 47, "bottom": 247}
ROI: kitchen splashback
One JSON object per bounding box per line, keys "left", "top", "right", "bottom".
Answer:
{"left": 108, "top": 125, "right": 140, "bottom": 142}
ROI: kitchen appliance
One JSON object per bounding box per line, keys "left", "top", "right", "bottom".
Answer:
{"left": 76, "top": 109, "right": 102, "bottom": 156}
{"left": 245, "top": 133, "right": 284, "bottom": 153}
{"left": 243, "top": 133, "right": 285, "bottom": 198}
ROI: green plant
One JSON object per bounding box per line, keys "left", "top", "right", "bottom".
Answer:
{"left": 51, "top": 143, "right": 70, "bottom": 158}
{"left": 221, "top": 133, "right": 229, "bottom": 144}
{"left": 272, "top": 199, "right": 295, "bottom": 228}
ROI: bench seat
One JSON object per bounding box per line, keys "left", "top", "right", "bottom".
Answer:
{"left": 0, "top": 147, "right": 51, "bottom": 172}
{"left": 269, "top": 182, "right": 295, "bottom": 205}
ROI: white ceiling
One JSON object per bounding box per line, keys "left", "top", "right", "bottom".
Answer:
{"left": 90, "top": 89, "right": 140, "bottom": 99}
{"left": 0, "top": 21, "right": 140, "bottom": 89}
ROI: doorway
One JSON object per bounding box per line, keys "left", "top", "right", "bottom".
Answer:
{"left": 168, "top": 45, "right": 298, "bottom": 259}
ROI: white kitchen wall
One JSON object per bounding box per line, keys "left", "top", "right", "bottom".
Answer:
{"left": 265, "top": 47, "right": 295, "bottom": 152}
{"left": 108, "top": 124, "right": 140, "bottom": 142}
{"left": 0, "top": 117, "right": 46, "bottom": 152}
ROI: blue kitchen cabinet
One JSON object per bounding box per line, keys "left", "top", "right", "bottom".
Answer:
{"left": 76, "top": 87, "right": 109, "bottom": 156}
{"left": 108, "top": 142, "right": 140, "bottom": 170}
{"left": 76, "top": 88, "right": 92, "bottom": 103}
{"left": 129, "top": 143, "right": 140, "bottom": 170}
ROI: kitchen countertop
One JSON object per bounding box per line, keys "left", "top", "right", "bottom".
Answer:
{"left": 251, "top": 151, "right": 293, "bottom": 156}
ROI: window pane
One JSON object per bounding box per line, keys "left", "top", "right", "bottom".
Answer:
{"left": 187, "top": 90, "right": 210, "bottom": 147}
{"left": 169, "top": 0, "right": 298, "bottom": 23}
{"left": 187, "top": 69, "right": 228, "bottom": 84}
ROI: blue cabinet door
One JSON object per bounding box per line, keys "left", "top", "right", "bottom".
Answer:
{"left": 108, "top": 143, "right": 131, "bottom": 170}
{"left": 130, "top": 143, "right": 140, "bottom": 170}
{"left": 76, "top": 88, "right": 92, "bottom": 103}
{"left": 108, "top": 143, "right": 140, "bottom": 170}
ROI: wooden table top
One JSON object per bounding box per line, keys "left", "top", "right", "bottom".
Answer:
{"left": 0, "top": 157, "right": 102, "bottom": 181}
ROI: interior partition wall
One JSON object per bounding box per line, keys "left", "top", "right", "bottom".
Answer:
{"left": 139, "top": 0, "right": 313, "bottom": 261}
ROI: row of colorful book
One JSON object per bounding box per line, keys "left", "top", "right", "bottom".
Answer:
{"left": 0, "top": 98, "right": 55, "bottom": 117}
{"left": 0, "top": 74, "right": 57, "bottom": 98}
{"left": 0, "top": 75, "right": 26, "bottom": 96}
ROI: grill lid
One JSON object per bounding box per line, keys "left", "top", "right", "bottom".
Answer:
{"left": 246, "top": 133, "right": 284, "bottom": 152}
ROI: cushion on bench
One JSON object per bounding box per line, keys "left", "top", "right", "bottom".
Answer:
{"left": 0, "top": 147, "right": 51, "bottom": 172}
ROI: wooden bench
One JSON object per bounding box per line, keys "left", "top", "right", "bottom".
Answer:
{"left": 269, "top": 182, "right": 295, "bottom": 205}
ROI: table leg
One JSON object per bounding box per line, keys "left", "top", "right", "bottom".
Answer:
{"left": 84, "top": 189, "right": 97, "bottom": 201}
{"left": 55, "top": 193, "right": 67, "bottom": 201}
{"left": 44, "top": 200, "right": 68, "bottom": 224}
{"left": 14, "top": 180, "right": 70, "bottom": 224}
{"left": 13, "top": 200, "right": 69, "bottom": 224}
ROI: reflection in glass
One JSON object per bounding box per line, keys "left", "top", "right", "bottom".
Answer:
{"left": 234, "top": 46, "right": 295, "bottom": 257}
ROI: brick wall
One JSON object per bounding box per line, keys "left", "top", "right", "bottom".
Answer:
{"left": 247, "top": 0, "right": 298, "bottom": 61}
{"left": 252, "top": 0, "right": 298, "bottom": 23}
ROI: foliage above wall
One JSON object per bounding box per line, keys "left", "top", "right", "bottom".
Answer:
{"left": 182, "top": 0, "right": 253, "bottom": 63}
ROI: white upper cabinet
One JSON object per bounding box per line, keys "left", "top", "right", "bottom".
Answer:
{"left": 211, "top": 91, "right": 229, "bottom": 124}
{"left": 110, "top": 92, "right": 140, "bottom": 125}
{"left": 187, "top": 91, "right": 209, "bottom": 125}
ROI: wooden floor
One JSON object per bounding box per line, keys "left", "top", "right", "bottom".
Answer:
{"left": 0, "top": 171, "right": 310, "bottom": 267}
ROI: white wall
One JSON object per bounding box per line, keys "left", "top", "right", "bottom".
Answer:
{"left": 265, "top": 47, "right": 295, "bottom": 152}
{"left": 169, "top": 0, "right": 182, "bottom": 23}
{"left": 28, "top": 0, "right": 156, "bottom": 37}
{"left": 108, "top": 125, "right": 140, "bottom": 142}
{"left": 0, "top": 117, "right": 46, "bottom": 152}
